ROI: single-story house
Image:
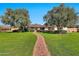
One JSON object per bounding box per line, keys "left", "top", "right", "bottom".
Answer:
{"left": 0, "top": 26, "right": 11, "bottom": 32}
{"left": 28, "top": 24, "right": 58, "bottom": 32}
{"left": 0, "top": 24, "right": 78, "bottom": 33}
{"left": 0, "top": 26, "right": 19, "bottom": 32}
{"left": 28, "top": 24, "right": 78, "bottom": 33}
{"left": 63, "top": 27, "right": 77, "bottom": 33}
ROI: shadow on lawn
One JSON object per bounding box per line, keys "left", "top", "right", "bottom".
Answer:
{"left": 42, "top": 31, "right": 54, "bottom": 34}
{"left": 42, "top": 30, "right": 67, "bottom": 34}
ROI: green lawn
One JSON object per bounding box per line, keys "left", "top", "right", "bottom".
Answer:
{"left": 0, "top": 32, "right": 36, "bottom": 56}
{"left": 41, "top": 32, "right": 79, "bottom": 56}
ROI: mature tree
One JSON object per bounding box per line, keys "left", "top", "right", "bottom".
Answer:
{"left": 43, "top": 4, "right": 77, "bottom": 33}
{"left": 0, "top": 8, "right": 31, "bottom": 32}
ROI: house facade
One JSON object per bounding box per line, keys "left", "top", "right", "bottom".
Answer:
{"left": 63, "top": 27, "right": 77, "bottom": 33}
{"left": 28, "top": 24, "right": 58, "bottom": 32}
{"left": 0, "top": 26, "right": 11, "bottom": 32}
{"left": 28, "top": 24, "right": 78, "bottom": 33}
{"left": 28, "top": 24, "right": 54, "bottom": 32}
{"left": 0, "top": 24, "right": 78, "bottom": 33}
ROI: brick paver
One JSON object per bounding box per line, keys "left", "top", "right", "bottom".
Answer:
{"left": 33, "top": 32, "right": 50, "bottom": 56}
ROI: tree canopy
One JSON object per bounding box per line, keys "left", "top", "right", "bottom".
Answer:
{"left": 43, "top": 4, "right": 77, "bottom": 30}
{"left": 0, "top": 8, "right": 31, "bottom": 32}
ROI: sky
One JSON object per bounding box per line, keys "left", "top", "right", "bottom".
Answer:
{"left": 0, "top": 3, "right": 79, "bottom": 25}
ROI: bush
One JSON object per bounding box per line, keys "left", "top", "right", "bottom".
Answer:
{"left": 12, "top": 30, "right": 19, "bottom": 32}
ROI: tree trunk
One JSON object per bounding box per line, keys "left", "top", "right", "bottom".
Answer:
{"left": 57, "top": 25, "right": 63, "bottom": 34}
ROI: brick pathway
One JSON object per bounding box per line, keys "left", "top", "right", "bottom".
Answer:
{"left": 33, "top": 32, "right": 50, "bottom": 56}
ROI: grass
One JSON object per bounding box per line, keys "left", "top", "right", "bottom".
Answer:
{"left": 0, "top": 32, "right": 36, "bottom": 56}
{"left": 41, "top": 32, "right": 79, "bottom": 56}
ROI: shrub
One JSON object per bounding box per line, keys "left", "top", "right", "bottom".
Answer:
{"left": 53, "top": 30, "right": 67, "bottom": 34}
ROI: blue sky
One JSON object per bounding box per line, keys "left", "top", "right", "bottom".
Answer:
{"left": 0, "top": 3, "right": 79, "bottom": 25}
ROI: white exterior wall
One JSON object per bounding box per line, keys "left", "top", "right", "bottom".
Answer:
{"left": 62, "top": 27, "right": 68, "bottom": 31}
{"left": 44, "top": 28, "right": 48, "bottom": 31}
{"left": 54, "top": 27, "right": 58, "bottom": 31}
{"left": 67, "top": 28, "right": 77, "bottom": 33}
{"left": 11, "top": 28, "right": 19, "bottom": 31}
{"left": 37, "top": 28, "right": 40, "bottom": 30}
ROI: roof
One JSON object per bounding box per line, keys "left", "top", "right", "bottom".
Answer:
{"left": 0, "top": 26, "right": 11, "bottom": 30}
{"left": 28, "top": 24, "right": 44, "bottom": 28}
{"left": 28, "top": 24, "right": 52, "bottom": 28}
